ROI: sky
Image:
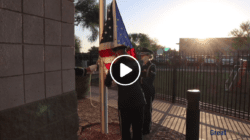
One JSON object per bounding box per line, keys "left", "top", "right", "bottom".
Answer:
{"left": 75, "top": 0, "right": 250, "bottom": 53}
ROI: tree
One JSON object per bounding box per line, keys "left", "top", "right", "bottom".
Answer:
{"left": 88, "top": 46, "right": 99, "bottom": 54}
{"left": 75, "top": 35, "right": 81, "bottom": 53}
{"left": 129, "top": 33, "right": 150, "bottom": 52}
{"left": 149, "top": 38, "right": 165, "bottom": 55}
{"left": 128, "top": 33, "right": 165, "bottom": 58}
{"left": 229, "top": 20, "right": 250, "bottom": 50}
{"left": 75, "top": 0, "right": 99, "bottom": 42}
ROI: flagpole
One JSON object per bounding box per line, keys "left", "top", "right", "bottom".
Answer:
{"left": 99, "top": 0, "right": 108, "bottom": 134}
{"left": 113, "top": 0, "right": 117, "bottom": 48}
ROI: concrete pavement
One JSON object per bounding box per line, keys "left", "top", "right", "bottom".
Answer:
{"left": 87, "top": 86, "right": 250, "bottom": 140}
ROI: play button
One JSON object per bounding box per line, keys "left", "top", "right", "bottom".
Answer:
{"left": 110, "top": 55, "right": 141, "bottom": 86}
{"left": 120, "top": 63, "right": 132, "bottom": 77}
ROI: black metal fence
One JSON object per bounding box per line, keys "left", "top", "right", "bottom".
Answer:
{"left": 75, "top": 52, "right": 99, "bottom": 67}
{"left": 153, "top": 51, "right": 250, "bottom": 120}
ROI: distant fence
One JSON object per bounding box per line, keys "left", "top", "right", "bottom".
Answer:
{"left": 153, "top": 51, "right": 250, "bottom": 120}
{"left": 75, "top": 52, "right": 99, "bottom": 68}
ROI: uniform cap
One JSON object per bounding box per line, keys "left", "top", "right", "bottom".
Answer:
{"left": 139, "top": 47, "right": 153, "bottom": 55}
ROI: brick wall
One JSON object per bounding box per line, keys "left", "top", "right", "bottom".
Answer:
{"left": 0, "top": 0, "right": 78, "bottom": 139}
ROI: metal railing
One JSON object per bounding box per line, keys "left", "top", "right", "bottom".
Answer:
{"left": 153, "top": 51, "right": 250, "bottom": 120}
{"left": 75, "top": 52, "right": 99, "bottom": 67}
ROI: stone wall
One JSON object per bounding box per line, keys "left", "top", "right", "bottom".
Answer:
{"left": 0, "top": 0, "right": 78, "bottom": 139}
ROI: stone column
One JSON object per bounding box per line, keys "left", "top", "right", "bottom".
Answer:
{"left": 0, "top": 0, "right": 78, "bottom": 139}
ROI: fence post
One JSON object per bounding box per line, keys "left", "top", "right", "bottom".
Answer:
{"left": 186, "top": 89, "right": 200, "bottom": 140}
{"left": 172, "top": 52, "right": 177, "bottom": 103}
{"left": 89, "top": 52, "right": 92, "bottom": 65}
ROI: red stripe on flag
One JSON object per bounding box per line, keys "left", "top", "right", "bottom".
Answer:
{"left": 99, "top": 49, "right": 115, "bottom": 57}
{"left": 127, "top": 48, "right": 137, "bottom": 59}
{"left": 105, "top": 63, "right": 111, "bottom": 70}
{"left": 100, "top": 48, "right": 136, "bottom": 70}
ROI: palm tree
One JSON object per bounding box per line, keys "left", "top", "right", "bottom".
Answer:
{"left": 75, "top": 0, "right": 99, "bottom": 42}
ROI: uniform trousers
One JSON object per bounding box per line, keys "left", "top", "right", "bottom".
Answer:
{"left": 142, "top": 93, "right": 153, "bottom": 134}
{"left": 118, "top": 106, "right": 145, "bottom": 140}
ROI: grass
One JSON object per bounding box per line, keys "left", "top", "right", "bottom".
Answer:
{"left": 154, "top": 67, "right": 250, "bottom": 113}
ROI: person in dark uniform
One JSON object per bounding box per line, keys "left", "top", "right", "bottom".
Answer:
{"left": 139, "top": 47, "right": 156, "bottom": 135}
{"left": 247, "top": 54, "right": 250, "bottom": 74}
{"left": 105, "top": 45, "right": 147, "bottom": 140}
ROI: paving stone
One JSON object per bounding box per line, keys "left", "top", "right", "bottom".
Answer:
{"left": 0, "top": 9, "right": 22, "bottom": 43}
{"left": 45, "top": 0, "right": 61, "bottom": 20}
{"left": 0, "top": 76, "right": 24, "bottom": 111}
{"left": 62, "top": 47, "right": 75, "bottom": 70}
{"left": 62, "top": 69, "right": 75, "bottom": 93}
{"left": 45, "top": 46, "right": 61, "bottom": 71}
{"left": 23, "top": 15, "right": 44, "bottom": 44}
{"left": 62, "top": 23, "right": 74, "bottom": 46}
{"left": 25, "top": 73, "right": 45, "bottom": 103}
{"left": 62, "top": 0, "right": 74, "bottom": 23}
{"left": 46, "top": 71, "right": 62, "bottom": 98}
{"left": 0, "top": 44, "right": 23, "bottom": 77}
{"left": 23, "top": 0, "right": 44, "bottom": 16}
{"left": 24, "top": 45, "right": 44, "bottom": 74}
{"left": 1, "top": 0, "right": 21, "bottom": 12}
{"left": 45, "top": 19, "right": 61, "bottom": 45}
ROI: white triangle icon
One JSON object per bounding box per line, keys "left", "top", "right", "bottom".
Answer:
{"left": 120, "top": 63, "right": 132, "bottom": 78}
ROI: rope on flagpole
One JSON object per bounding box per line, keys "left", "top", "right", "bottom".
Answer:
{"left": 88, "top": 58, "right": 100, "bottom": 108}
{"left": 89, "top": 73, "right": 99, "bottom": 108}
{"left": 88, "top": 57, "right": 108, "bottom": 108}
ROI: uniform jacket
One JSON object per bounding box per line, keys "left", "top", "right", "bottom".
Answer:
{"left": 105, "top": 57, "right": 147, "bottom": 109}
{"left": 140, "top": 61, "right": 156, "bottom": 98}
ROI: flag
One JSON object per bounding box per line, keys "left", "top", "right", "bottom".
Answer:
{"left": 99, "top": 0, "right": 136, "bottom": 71}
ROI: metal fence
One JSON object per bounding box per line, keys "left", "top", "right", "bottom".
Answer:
{"left": 153, "top": 51, "right": 250, "bottom": 120}
{"left": 75, "top": 52, "right": 99, "bottom": 67}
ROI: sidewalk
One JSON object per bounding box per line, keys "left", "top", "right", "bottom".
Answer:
{"left": 87, "top": 86, "right": 250, "bottom": 140}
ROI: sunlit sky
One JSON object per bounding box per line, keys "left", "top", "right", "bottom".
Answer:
{"left": 75, "top": 0, "right": 250, "bottom": 53}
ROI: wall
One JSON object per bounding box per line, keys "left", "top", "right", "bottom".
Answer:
{"left": 0, "top": 0, "right": 78, "bottom": 139}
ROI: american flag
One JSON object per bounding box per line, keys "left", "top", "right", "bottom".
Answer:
{"left": 99, "top": 0, "right": 136, "bottom": 72}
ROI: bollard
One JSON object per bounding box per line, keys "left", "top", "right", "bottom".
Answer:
{"left": 186, "top": 89, "right": 200, "bottom": 140}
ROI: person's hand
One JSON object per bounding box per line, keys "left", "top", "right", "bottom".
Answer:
{"left": 89, "top": 64, "right": 97, "bottom": 71}
{"left": 86, "top": 64, "right": 97, "bottom": 74}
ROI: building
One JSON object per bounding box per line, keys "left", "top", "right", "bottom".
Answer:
{"left": 179, "top": 37, "right": 250, "bottom": 55}
{"left": 0, "top": 1, "right": 78, "bottom": 139}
